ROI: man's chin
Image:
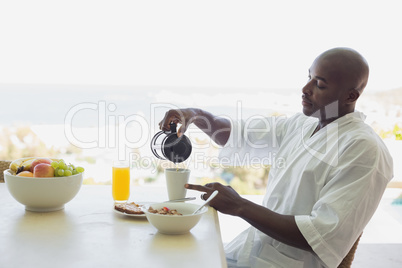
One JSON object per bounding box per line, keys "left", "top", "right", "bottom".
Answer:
{"left": 302, "top": 108, "right": 313, "bottom": 116}
{"left": 302, "top": 107, "right": 319, "bottom": 118}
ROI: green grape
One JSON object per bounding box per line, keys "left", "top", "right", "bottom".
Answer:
{"left": 65, "top": 170, "right": 72, "bottom": 176}
{"left": 54, "top": 168, "right": 60, "bottom": 177}
{"left": 58, "top": 169, "right": 65, "bottom": 177}
{"left": 58, "top": 160, "right": 67, "bottom": 170}
{"left": 76, "top": 167, "right": 85, "bottom": 173}
{"left": 51, "top": 161, "right": 59, "bottom": 169}
{"left": 67, "top": 165, "right": 73, "bottom": 171}
{"left": 72, "top": 170, "right": 78, "bottom": 175}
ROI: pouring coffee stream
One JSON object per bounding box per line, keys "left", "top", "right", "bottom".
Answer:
{"left": 151, "top": 122, "right": 192, "bottom": 163}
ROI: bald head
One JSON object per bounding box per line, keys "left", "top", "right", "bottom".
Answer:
{"left": 315, "top": 47, "right": 369, "bottom": 94}
{"left": 303, "top": 48, "right": 370, "bottom": 119}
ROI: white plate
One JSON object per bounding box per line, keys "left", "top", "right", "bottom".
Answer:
{"left": 113, "top": 208, "right": 146, "bottom": 217}
{"left": 113, "top": 203, "right": 147, "bottom": 217}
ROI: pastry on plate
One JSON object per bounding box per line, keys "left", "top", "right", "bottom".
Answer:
{"left": 115, "top": 202, "right": 144, "bottom": 215}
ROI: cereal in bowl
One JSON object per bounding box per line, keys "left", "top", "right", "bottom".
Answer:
{"left": 148, "top": 206, "right": 182, "bottom": 216}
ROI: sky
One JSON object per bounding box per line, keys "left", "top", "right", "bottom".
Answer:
{"left": 1, "top": 0, "right": 402, "bottom": 92}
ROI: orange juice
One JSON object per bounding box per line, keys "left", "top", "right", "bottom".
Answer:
{"left": 112, "top": 166, "right": 130, "bottom": 202}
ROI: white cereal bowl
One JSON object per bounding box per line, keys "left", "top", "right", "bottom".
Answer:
{"left": 4, "top": 169, "right": 83, "bottom": 212}
{"left": 144, "top": 202, "right": 208, "bottom": 235}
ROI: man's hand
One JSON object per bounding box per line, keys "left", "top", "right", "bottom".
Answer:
{"left": 158, "top": 108, "right": 231, "bottom": 146}
{"left": 159, "top": 108, "right": 198, "bottom": 138}
{"left": 185, "top": 182, "right": 245, "bottom": 216}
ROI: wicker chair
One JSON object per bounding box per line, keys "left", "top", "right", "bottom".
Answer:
{"left": 0, "top": 160, "right": 12, "bottom": 183}
{"left": 337, "top": 234, "right": 362, "bottom": 268}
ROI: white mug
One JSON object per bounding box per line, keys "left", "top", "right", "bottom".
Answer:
{"left": 165, "top": 168, "right": 190, "bottom": 201}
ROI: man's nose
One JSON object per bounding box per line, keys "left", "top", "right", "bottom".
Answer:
{"left": 302, "top": 80, "right": 313, "bottom": 96}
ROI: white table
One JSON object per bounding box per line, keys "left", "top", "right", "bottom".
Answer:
{"left": 0, "top": 184, "right": 227, "bottom": 268}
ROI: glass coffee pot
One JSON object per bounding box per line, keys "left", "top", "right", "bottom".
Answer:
{"left": 150, "top": 123, "right": 192, "bottom": 163}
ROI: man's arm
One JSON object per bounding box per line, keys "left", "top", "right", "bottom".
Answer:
{"left": 159, "top": 108, "right": 231, "bottom": 146}
{"left": 185, "top": 183, "right": 313, "bottom": 252}
{"left": 237, "top": 198, "right": 312, "bottom": 251}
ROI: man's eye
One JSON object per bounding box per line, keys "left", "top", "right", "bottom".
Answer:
{"left": 316, "top": 82, "right": 325, "bottom": 89}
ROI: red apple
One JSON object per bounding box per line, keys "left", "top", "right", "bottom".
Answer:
{"left": 33, "top": 163, "right": 55, "bottom": 177}
{"left": 30, "top": 158, "right": 52, "bottom": 172}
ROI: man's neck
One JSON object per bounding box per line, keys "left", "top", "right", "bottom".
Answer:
{"left": 313, "top": 109, "right": 355, "bottom": 135}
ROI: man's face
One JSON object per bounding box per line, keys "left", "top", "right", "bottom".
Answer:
{"left": 301, "top": 56, "right": 349, "bottom": 119}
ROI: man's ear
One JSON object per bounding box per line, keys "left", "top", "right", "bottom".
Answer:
{"left": 346, "top": 88, "right": 360, "bottom": 104}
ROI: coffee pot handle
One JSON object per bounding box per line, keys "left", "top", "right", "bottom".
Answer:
{"left": 169, "top": 122, "right": 177, "bottom": 133}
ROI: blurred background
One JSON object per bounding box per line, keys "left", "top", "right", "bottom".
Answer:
{"left": 1, "top": 0, "right": 401, "bottom": 192}
{"left": 2, "top": 2, "right": 402, "bottom": 266}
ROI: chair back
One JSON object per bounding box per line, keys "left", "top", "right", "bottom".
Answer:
{"left": 337, "top": 234, "right": 362, "bottom": 268}
{"left": 0, "top": 160, "right": 12, "bottom": 182}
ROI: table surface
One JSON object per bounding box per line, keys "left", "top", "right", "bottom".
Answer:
{"left": 0, "top": 184, "right": 227, "bottom": 268}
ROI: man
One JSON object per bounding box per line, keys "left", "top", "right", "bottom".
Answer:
{"left": 159, "top": 48, "right": 393, "bottom": 267}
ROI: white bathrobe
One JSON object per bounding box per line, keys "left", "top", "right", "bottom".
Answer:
{"left": 220, "top": 112, "right": 393, "bottom": 268}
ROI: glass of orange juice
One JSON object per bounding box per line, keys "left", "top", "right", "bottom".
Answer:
{"left": 112, "top": 161, "right": 130, "bottom": 203}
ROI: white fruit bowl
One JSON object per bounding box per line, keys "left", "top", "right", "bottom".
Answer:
{"left": 4, "top": 169, "right": 83, "bottom": 212}
{"left": 144, "top": 202, "right": 208, "bottom": 235}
